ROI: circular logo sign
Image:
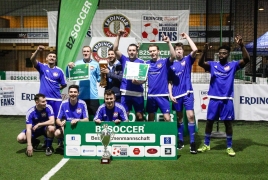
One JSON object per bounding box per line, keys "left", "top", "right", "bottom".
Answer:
{"left": 92, "top": 41, "right": 113, "bottom": 61}
{"left": 103, "top": 14, "right": 131, "bottom": 37}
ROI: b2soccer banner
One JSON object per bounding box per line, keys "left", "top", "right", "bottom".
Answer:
{"left": 56, "top": 0, "right": 99, "bottom": 71}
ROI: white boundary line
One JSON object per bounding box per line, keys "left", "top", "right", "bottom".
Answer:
{"left": 41, "top": 158, "right": 70, "bottom": 180}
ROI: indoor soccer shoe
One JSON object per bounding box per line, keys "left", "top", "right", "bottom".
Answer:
{"left": 197, "top": 144, "right": 210, "bottom": 152}
{"left": 190, "top": 142, "right": 197, "bottom": 154}
{"left": 32, "top": 139, "right": 40, "bottom": 151}
{"left": 226, "top": 148, "right": 236, "bottom": 157}
{"left": 45, "top": 147, "right": 53, "bottom": 156}
{"left": 177, "top": 140, "right": 184, "bottom": 150}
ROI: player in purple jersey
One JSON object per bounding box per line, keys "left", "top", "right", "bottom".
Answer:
{"left": 168, "top": 33, "right": 198, "bottom": 154}
{"left": 94, "top": 89, "right": 128, "bottom": 123}
{"left": 55, "top": 85, "right": 89, "bottom": 141}
{"left": 113, "top": 30, "right": 146, "bottom": 121}
{"left": 146, "top": 34, "right": 176, "bottom": 122}
{"left": 197, "top": 35, "right": 250, "bottom": 157}
{"left": 17, "top": 94, "right": 55, "bottom": 157}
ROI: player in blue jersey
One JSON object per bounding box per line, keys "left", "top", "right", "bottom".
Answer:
{"left": 17, "top": 94, "right": 55, "bottom": 157}
{"left": 197, "top": 35, "right": 250, "bottom": 157}
{"left": 30, "top": 45, "right": 67, "bottom": 119}
{"left": 168, "top": 33, "right": 198, "bottom": 154}
{"left": 146, "top": 34, "right": 176, "bottom": 121}
{"left": 113, "top": 30, "right": 145, "bottom": 121}
{"left": 54, "top": 85, "right": 89, "bottom": 140}
{"left": 100, "top": 49, "right": 123, "bottom": 102}
{"left": 68, "top": 46, "right": 101, "bottom": 120}
{"left": 94, "top": 89, "right": 128, "bottom": 123}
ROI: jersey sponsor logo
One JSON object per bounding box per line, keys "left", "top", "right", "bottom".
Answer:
{"left": 41, "top": 112, "right": 46, "bottom": 117}
{"left": 113, "top": 112, "right": 118, "bottom": 118}
{"left": 157, "top": 63, "right": 162, "bottom": 68}
{"left": 181, "top": 61, "right": 186, "bottom": 66}
{"left": 46, "top": 70, "right": 49, "bottom": 72}
{"left": 65, "top": 110, "right": 69, "bottom": 112}
{"left": 90, "top": 66, "right": 95, "bottom": 70}
{"left": 92, "top": 40, "right": 113, "bottom": 61}
{"left": 53, "top": 72, "right": 58, "bottom": 77}
{"left": 76, "top": 108, "right": 82, "bottom": 114}
{"left": 224, "top": 66, "right": 230, "bottom": 71}
{"left": 103, "top": 14, "right": 131, "bottom": 37}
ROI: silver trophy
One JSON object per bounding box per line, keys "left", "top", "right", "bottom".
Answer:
{"left": 97, "top": 124, "right": 114, "bottom": 164}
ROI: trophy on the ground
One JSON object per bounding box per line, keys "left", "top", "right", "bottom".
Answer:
{"left": 97, "top": 124, "right": 114, "bottom": 164}
{"left": 99, "top": 60, "right": 108, "bottom": 88}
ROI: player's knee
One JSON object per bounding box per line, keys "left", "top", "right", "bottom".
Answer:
{"left": 17, "top": 133, "right": 26, "bottom": 143}
{"left": 54, "top": 129, "right": 62, "bottom": 138}
{"left": 47, "top": 125, "right": 55, "bottom": 133}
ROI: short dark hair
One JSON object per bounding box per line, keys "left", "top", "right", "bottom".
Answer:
{"left": 104, "top": 89, "right": 115, "bottom": 96}
{"left": 173, "top": 42, "right": 184, "bottom": 50}
{"left": 47, "top": 51, "right": 56, "bottom": 57}
{"left": 128, "top": 44, "right": 138, "bottom": 51}
{"left": 68, "top": 85, "right": 79, "bottom": 92}
{"left": 34, "top": 93, "right": 45, "bottom": 102}
{"left": 108, "top": 48, "right": 115, "bottom": 52}
{"left": 148, "top": 44, "right": 159, "bottom": 50}
{"left": 218, "top": 45, "right": 230, "bottom": 52}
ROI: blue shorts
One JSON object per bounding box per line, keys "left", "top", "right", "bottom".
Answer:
{"left": 22, "top": 126, "right": 47, "bottom": 139}
{"left": 146, "top": 96, "right": 170, "bottom": 114}
{"left": 121, "top": 95, "right": 144, "bottom": 113}
{"left": 173, "top": 93, "right": 194, "bottom": 112}
{"left": 207, "top": 99, "right": 234, "bottom": 120}
{"left": 47, "top": 100, "right": 61, "bottom": 118}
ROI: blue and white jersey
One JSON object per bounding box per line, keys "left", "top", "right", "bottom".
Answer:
{"left": 35, "top": 62, "right": 67, "bottom": 101}
{"left": 74, "top": 59, "right": 101, "bottom": 100}
{"left": 169, "top": 55, "right": 195, "bottom": 98}
{"left": 57, "top": 99, "right": 88, "bottom": 121}
{"left": 119, "top": 54, "right": 144, "bottom": 97}
{"left": 208, "top": 60, "right": 240, "bottom": 99}
{"left": 94, "top": 102, "right": 128, "bottom": 121}
{"left": 146, "top": 58, "right": 171, "bottom": 96}
{"left": 26, "top": 104, "right": 54, "bottom": 126}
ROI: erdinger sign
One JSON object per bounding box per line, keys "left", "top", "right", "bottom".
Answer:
{"left": 103, "top": 14, "right": 131, "bottom": 37}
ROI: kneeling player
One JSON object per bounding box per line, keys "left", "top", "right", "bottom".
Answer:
{"left": 17, "top": 93, "right": 55, "bottom": 157}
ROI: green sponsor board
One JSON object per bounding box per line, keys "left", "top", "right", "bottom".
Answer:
{"left": 123, "top": 62, "right": 149, "bottom": 81}
{"left": 0, "top": 71, "right": 6, "bottom": 80}
{"left": 64, "top": 122, "right": 177, "bottom": 160}
{"left": 68, "top": 64, "right": 89, "bottom": 81}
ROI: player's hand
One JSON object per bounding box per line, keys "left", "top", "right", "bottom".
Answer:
{"left": 114, "top": 119, "right": 121, "bottom": 123}
{"left": 68, "top": 62, "right": 75, "bottom": 68}
{"left": 203, "top": 43, "right": 212, "bottom": 53}
{"left": 101, "top": 68, "right": 109, "bottom": 74}
{"left": 180, "top": 32, "right": 189, "bottom": 39}
{"left": 32, "top": 123, "right": 40, "bottom": 131}
{"left": 117, "top": 30, "right": 126, "bottom": 37}
{"left": 60, "top": 120, "right": 66, "bottom": 127}
{"left": 235, "top": 34, "right": 244, "bottom": 47}
{"left": 132, "top": 79, "right": 145, "bottom": 85}
{"left": 94, "top": 119, "right": 102, "bottom": 124}
{"left": 37, "top": 45, "right": 45, "bottom": 52}
{"left": 162, "top": 34, "right": 170, "bottom": 43}
{"left": 26, "top": 145, "right": 33, "bottom": 157}
{"left": 169, "top": 95, "right": 177, "bottom": 103}
{"left": 71, "top": 119, "right": 79, "bottom": 125}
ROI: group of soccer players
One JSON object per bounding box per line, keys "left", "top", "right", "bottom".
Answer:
{"left": 17, "top": 30, "right": 250, "bottom": 157}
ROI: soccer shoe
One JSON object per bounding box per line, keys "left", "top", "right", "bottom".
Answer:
{"left": 177, "top": 140, "right": 184, "bottom": 150}
{"left": 226, "top": 148, "right": 236, "bottom": 157}
{"left": 32, "top": 139, "right": 40, "bottom": 151}
{"left": 57, "top": 141, "right": 64, "bottom": 150}
{"left": 190, "top": 142, "right": 197, "bottom": 154}
{"left": 45, "top": 147, "right": 53, "bottom": 156}
{"left": 197, "top": 144, "right": 210, "bottom": 153}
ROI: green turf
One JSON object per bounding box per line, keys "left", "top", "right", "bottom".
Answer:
{"left": 1, "top": 116, "right": 268, "bottom": 180}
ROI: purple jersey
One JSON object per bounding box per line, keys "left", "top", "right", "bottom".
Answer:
{"left": 94, "top": 102, "right": 128, "bottom": 121}
{"left": 146, "top": 58, "right": 171, "bottom": 96}
{"left": 169, "top": 55, "right": 195, "bottom": 98}
{"left": 26, "top": 104, "right": 54, "bottom": 126}
{"left": 35, "top": 62, "right": 67, "bottom": 101}
{"left": 119, "top": 54, "right": 144, "bottom": 96}
{"left": 57, "top": 99, "right": 88, "bottom": 121}
{"left": 208, "top": 61, "right": 240, "bottom": 99}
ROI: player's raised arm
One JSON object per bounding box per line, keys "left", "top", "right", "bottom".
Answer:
{"left": 30, "top": 45, "right": 45, "bottom": 67}
{"left": 235, "top": 34, "right": 250, "bottom": 68}
{"left": 113, "top": 30, "right": 125, "bottom": 60}
{"left": 180, "top": 32, "right": 198, "bottom": 58}
{"left": 162, "top": 34, "right": 176, "bottom": 62}
{"left": 198, "top": 43, "right": 211, "bottom": 71}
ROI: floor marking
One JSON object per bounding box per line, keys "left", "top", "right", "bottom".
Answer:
{"left": 41, "top": 158, "right": 70, "bottom": 180}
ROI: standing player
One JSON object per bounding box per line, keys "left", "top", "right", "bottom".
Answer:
{"left": 94, "top": 90, "right": 128, "bottom": 123}
{"left": 54, "top": 85, "right": 88, "bottom": 140}
{"left": 68, "top": 46, "right": 101, "bottom": 120}
{"left": 168, "top": 33, "right": 198, "bottom": 154}
{"left": 146, "top": 34, "right": 176, "bottom": 121}
{"left": 17, "top": 94, "right": 55, "bottom": 157}
{"left": 100, "top": 48, "right": 123, "bottom": 102}
{"left": 113, "top": 30, "right": 145, "bottom": 121}
{"left": 197, "top": 35, "right": 250, "bottom": 157}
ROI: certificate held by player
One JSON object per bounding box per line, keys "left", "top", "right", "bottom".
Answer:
{"left": 68, "top": 64, "right": 90, "bottom": 81}
{"left": 123, "top": 62, "right": 149, "bottom": 81}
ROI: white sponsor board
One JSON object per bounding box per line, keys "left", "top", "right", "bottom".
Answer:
{"left": 80, "top": 145, "right": 97, "bottom": 156}
{"left": 65, "top": 146, "right": 81, "bottom": 156}
{"left": 65, "top": 134, "right": 81, "bottom": 146}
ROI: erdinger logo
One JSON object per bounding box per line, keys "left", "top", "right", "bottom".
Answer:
{"left": 92, "top": 41, "right": 113, "bottom": 61}
{"left": 199, "top": 90, "right": 209, "bottom": 112}
{"left": 103, "top": 14, "right": 131, "bottom": 37}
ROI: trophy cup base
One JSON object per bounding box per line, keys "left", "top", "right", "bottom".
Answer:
{"left": 101, "top": 157, "right": 111, "bottom": 164}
